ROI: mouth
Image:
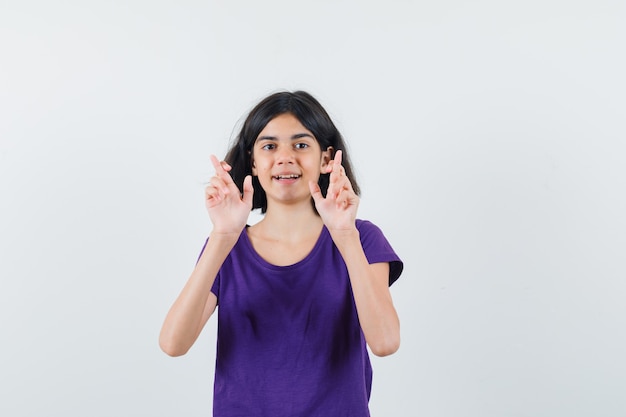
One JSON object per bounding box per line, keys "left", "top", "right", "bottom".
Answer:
{"left": 273, "top": 174, "right": 301, "bottom": 180}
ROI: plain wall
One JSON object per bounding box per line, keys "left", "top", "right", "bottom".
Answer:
{"left": 1, "top": 1, "right": 625, "bottom": 416}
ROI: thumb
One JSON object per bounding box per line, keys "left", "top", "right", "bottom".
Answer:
{"left": 309, "top": 181, "right": 323, "bottom": 205}
{"left": 242, "top": 175, "right": 254, "bottom": 207}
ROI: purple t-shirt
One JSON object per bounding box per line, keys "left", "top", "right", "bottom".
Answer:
{"left": 206, "top": 219, "right": 403, "bottom": 417}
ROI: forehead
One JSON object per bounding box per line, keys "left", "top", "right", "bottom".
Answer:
{"left": 257, "top": 113, "right": 313, "bottom": 139}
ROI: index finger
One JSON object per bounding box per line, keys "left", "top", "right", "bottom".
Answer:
{"left": 210, "top": 154, "right": 223, "bottom": 172}
{"left": 332, "top": 149, "right": 343, "bottom": 174}
{"left": 210, "top": 154, "right": 235, "bottom": 187}
{"left": 210, "top": 154, "right": 232, "bottom": 174}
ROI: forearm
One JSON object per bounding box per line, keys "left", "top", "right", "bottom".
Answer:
{"left": 331, "top": 229, "right": 400, "bottom": 357}
{"left": 159, "top": 232, "right": 238, "bottom": 356}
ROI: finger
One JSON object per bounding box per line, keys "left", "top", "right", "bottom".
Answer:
{"left": 210, "top": 155, "right": 234, "bottom": 179}
{"left": 333, "top": 150, "right": 343, "bottom": 173}
{"left": 209, "top": 155, "right": 235, "bottom": 194}
{"left": 338, "top": 174, "right": 355, "bottom": 193}
{"left": 334, "top": 176, "right": 356, "bottom": 203}
{"left": 220, "top": 160, "right": 232, "bottom": 172}
{"left": 205, "top": 184, "right": 222, "bottom": 204}
{"left": 210, "top": 154, "right": 225, "bottom": 174}
{"left": 309, "top": 181, "right": 323, "bottom": 205}
{"left": 331, "top": 188, "right": 351, "bottom": 211}
{"left": 209, "top": 175, "right": 227, "bottom": 192}
{"left": 329, "top": 150, "right": 345, "bottom": 182}
{"left": 241, "top": 175, "right": 254, "bottom": 207}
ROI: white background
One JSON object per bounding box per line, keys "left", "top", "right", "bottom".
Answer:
{"left": 1, "top": 1, "right": 625, "bottom": 416}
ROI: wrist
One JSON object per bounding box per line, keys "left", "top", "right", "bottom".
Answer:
{"left": 328, "top": 226, "right": 360, "bottom": 247}
{"left": 209, "top": 229, "right": 242, "bottom": 245}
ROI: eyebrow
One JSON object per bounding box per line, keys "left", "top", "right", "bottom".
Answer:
{"left": 256, "top": 133, "right": 315, "bottom": 141}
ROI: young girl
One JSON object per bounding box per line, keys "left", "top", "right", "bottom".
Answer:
{"left": 159, "top": 91, "right": 404, "bottom": 416}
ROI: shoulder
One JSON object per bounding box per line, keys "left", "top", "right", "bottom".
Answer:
{"left": 355, "top": 218, "right": 378, "bottom": 232}
{"left": 354, "top": 218, "right": 393, "bottom": 249}
{"left": 354, "top": 219, "right": 404, "bottom": 286}
{"left": 355, "top": 219, "right": 386, "bottom": 241}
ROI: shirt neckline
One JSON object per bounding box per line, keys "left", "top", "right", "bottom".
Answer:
{"left": 241, "top": 225, "right": 330, "bottom": 271}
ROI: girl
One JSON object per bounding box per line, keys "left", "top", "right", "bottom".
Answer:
{"left": 159, "top": 91, "right": 403, "bottom": 416}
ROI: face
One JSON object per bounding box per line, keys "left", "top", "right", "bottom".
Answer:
{"left": 251, "top": 113, "right": 332, "bottom": 208}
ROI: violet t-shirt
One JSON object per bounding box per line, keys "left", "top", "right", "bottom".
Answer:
{"left": 206, "top": 219, "right": 403, "bottom": 417}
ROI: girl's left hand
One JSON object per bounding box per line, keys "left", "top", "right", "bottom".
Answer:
{"left": 309, "top": 150, "right": 359, "bottom": 233}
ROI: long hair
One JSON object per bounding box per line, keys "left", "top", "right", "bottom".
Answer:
{"left": 223, "top": 91, "right": 360, "bottom": 213}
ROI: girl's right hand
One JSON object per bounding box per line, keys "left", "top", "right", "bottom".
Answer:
{"left": 205, "top": 154, "right": 253, "bottom": 235}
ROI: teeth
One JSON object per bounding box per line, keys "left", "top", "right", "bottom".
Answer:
{"left": 275, "top": 174, "right": 300, "bottom": 179}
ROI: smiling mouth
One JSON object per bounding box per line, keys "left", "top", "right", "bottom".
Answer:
{"left": 273, "top": 174, "right": 301, "bottom": 180}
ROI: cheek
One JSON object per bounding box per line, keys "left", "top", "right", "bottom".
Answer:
{"left": 251, "top": 158, "right": 272, "bottom": 176}
{"left": 251, "top": 156, "right": 259, "bottom": 175}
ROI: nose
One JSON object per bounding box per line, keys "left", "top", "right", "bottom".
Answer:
{"left": 275, "top": 147, "right": 295, "bottom": 164}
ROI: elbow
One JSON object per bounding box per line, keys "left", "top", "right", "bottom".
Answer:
{"left": 160, "top": 344, "right": 188, "bottom": 357}
{"left": 159, "top": 333, "right": 190, "bottom": 357}
{"left": 369, "top": 335, "right": 400, "bottom": 357}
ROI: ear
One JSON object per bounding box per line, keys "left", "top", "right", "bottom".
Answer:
{"left": 320, "top": 146, "right": 334, "bottom": 172}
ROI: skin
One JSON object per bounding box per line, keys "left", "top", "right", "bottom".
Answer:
{"left": 159, "top": 113, "right": 400, "bottom": 357}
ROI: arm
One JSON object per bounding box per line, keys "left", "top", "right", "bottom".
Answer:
{"left": 159, "top": 156, "right": 253, "bottom": 357}
{"left": 310, "top": 151, "right": 400, "bottom": 357}
{"left": 332, "top": 231, "right": 400, "bottom": 357}
{"left": 158, "top": 233, "right": 237, "bottom": 357}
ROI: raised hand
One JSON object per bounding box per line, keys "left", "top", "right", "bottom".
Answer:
{"left": 309, "top": 150, "right": 359, "bottom": 233}
{"left": 205, "top": 155, "right": 253, "bottom": 235}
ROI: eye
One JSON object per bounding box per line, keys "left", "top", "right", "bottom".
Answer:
{"left": 261, "top": 143, "right": 276, "bottom": 150}
{"left": 294, "top": 142, "right": 309, "bottom": 150}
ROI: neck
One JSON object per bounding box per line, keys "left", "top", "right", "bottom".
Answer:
{"left": 255, "top": 200, "right": 323, "bottom": 241}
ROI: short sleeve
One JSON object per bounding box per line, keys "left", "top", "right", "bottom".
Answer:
{"left": 356, "top": 219, "right": 404, "bottom": 286}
